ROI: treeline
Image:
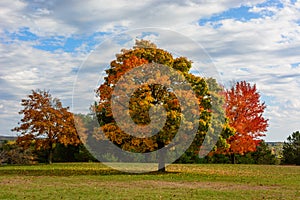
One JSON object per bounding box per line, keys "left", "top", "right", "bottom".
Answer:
{"left": 1, "top": 136, "right": 295, "bottom": 165}
{"left": 0, "top": 141, "right": 96, "bottom": 164}
{"left": 177, "top": 140, "right": 279, "bottom": 165}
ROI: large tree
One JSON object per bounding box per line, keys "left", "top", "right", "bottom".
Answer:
{"left": 223, "top": 81, "right": 268, "bottom": 163}
{"left": 283, "top": 131, "right": 300, "bottom": 165}
{"left": 12, "top": 89, "right": 81, "bottom": 164}
{"left": 95, "top": 40, "right": 212, "bottom": 171}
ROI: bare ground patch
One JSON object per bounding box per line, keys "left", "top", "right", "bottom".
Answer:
{"left": 0, "top": 177, "right": 31, "bottom": 185}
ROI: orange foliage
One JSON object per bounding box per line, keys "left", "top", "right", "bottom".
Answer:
{"left": 225, "top": 81, "right": 268, "bottom": 155}
{"left": 95, "top": 44, "right": 210, "bottom": 155}
{"left": 12, "top": 89, "right": 81, "bottom": 163}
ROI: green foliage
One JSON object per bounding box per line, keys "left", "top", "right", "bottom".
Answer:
{"left": 74, "top": 144, "right": 97, "bottom": 162}
{"left": 178, "top": 77, "right": 234, "bottom": 163}
{"left": 234, "top": 154, "right": 256, "bottom": 164}
{"left": 283, "top": 131, "right": 300, "bottom": 165}
{"left": 0, "top": 141, "right": 35, "bottom": 164}
{"left": 205, "top": 78, "right": 234, "bottom": 151}
{"left": 34, "top": 143, "right": 97, "bottom": 163}
{"left": 173, "top": 57, "right": 192, "bottom": 73}
{"left": 52, "top": 144, "right": 79, "bottom": 162}
{"left": 251, "top": 141, "right": 277, "bottom": 165}
{"left": 206, "top": 153, "right": 231, "bottom": 164}
{"left": 192, "top": 140, "right": 277, "bottom": 165}
{"left": 175, "top": 151, "right": 202, "bottom": 164}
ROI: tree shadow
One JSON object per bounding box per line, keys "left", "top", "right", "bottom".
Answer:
{"left": 0, "top": 163, "right": 180, "bottom": 177}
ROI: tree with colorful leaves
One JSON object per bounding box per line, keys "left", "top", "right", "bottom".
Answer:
{"left": 95, "top": 40, "right": 213, "bottom": 171}
{"left": 12, "top": 89, "right": 81, "bottom": 164}
{"left": 222, "top": 81, "right": 268, "bottom": 163}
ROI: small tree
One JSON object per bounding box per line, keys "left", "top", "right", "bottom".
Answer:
{"left": 12, "top": 89, "right": 81, "bottom": 164}
{"left": 224, "top": 81, "right": 268, "bottom": 163}
{"left": 283, "top": 131, "right": 300, "bottom": 165}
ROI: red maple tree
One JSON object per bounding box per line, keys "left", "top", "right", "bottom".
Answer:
{"left": 224, "top": 81, "right": 268, "bottom": 163}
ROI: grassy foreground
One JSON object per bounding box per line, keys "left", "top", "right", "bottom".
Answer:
{"left": 0, "top": 163, "right": 299, "bottom": 200}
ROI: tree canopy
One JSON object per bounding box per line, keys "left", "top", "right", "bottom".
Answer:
{"left": 95, "top": 40, "right": 213, "bottom": 171}
{"left": 220, "top": 81, "right": 269, "bottom": 163}
{"left": 12, "top": 89, "right": 81, "bottom": 164}
{"left": 283, "top": 131, "right": 300, "bottom": 165}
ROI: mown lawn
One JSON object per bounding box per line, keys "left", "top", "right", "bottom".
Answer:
{"left": 0, "top": 163, "right": 299, "bottom": 200}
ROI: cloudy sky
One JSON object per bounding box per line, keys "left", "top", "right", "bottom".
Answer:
{"left": 0, "top": 0, "right": 299, "bottom": 142}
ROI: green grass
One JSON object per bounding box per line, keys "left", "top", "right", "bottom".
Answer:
{"left": 0, "top": 163, "right": 299, "bottom": 200}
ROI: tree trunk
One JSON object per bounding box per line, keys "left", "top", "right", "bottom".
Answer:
{"left": 48, "top": 148, "right": 53, "bottom": 164}
{"left": 158, "top": 142, "right": 166, "bottom": 172}
{"left": 231, "top": 153, "right": 236, "bottom": 164}
{"left": 48, "top": 140, "right": 54, "bottom": 164}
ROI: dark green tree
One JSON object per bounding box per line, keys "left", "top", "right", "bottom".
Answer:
{"left": 283, "top": 131, "right": 300, "bottom": 165}
{"left": 251, "top": 140, "right": 276, "bottom": 164}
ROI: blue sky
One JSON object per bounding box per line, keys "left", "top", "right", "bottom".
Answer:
{"left": 1, "top": 0, "right": 300, "bottom": 142}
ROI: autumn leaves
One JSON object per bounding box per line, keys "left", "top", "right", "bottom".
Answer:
{"left": 12, "top": 89, "right": 81, "bottom": 164}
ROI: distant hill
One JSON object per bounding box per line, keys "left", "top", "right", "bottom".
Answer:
{"left": 0, "top": 136, "right": 17, "bottom": 145}
{"left": 0, "top": 136, "right": 16, "bottom": 140}
{"left": 266, "top": 142, "right": 283, "bottom": 146}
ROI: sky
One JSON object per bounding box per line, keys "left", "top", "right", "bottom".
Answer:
{"left": 0, "top": 0, "right": 300, "bottom": 142}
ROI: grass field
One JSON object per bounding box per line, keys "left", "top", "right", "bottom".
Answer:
{"left": 0, "top": 163, "right": 299, "bottom": 200}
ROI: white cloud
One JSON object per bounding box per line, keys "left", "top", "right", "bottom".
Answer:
{"left": 0, "top": 0, "right": 266, "bottom": 36}
{"left": 249, "top": 5, "right": 280, "bottom": 16}
{"left": 0, "top": 1, "right": 27, "bottom": 32}
{"left": 0, "top": 39, "right": 86, "bottom": 135}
